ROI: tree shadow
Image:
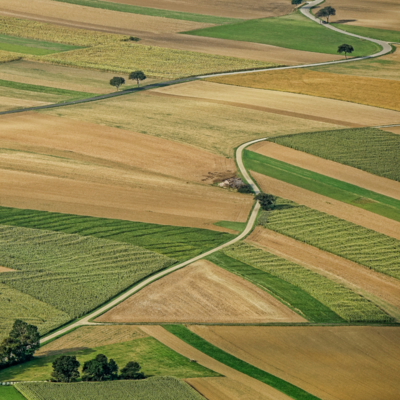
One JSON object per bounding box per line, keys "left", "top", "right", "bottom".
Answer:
{"left": 335, "top": 19, "right": 357, "bottom": 24}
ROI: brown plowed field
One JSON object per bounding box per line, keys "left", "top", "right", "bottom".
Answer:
{"left": 154, "top": 81, "right": 400, "bottom": 126}
{"left": 186, "top": 377, "right": 273, "bottom": 400}
{"left": 140, "top": 325, "right": 292, "bottom": 400}
{"left": 0, "top": 266, "right": 14, "bottom": 273}
{"left": 96, "top": 260, "right": 305, "bottom": 323}
{"left": 37, "top": 326, "right": 148, "bottom": 358}
{"left": 251, "top": 171, "right": 400, "bottom": 240}
{"left": 250, "top": 141, "right": 400, "bottom": 201}
{"left": 247, "top": 227, "right": 400, "bottom": 320}
{"left": 0, "top": 113, "right": 252, "bottom": 230}
{"left": 189, "top": 325, "right": 400, "bottom": 400}
{"left": 383, "top": 126, "right": 400, "bottom": 135}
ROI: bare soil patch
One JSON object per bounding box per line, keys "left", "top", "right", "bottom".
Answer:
{"left": 383, "top": 126, "right": 400, "bottom": 135}
{"left": 250, "top": 141, "right": 400, "bottom": 201}
{"left": 0, "top": 266, "right": 14, "bottom": 273}
{"left": 140, "top": 325, "right": 292, "bottom": 400}
{"left": 190, "top": 325, "right": 400, "bottom": 400}
{"left": 37, "top": 326, "right": 147, "bottom": 357}
{"left": 96, "top": 260, "right": 305, "bottom": 323}
{"left": 154, "top": 81, "right": 400, "bottom": 127}
{"left": 251, "top": 171, "right": 400, "bottom": 240}
{"left": 247, "top": 227, "right": 400, "bottom": 320}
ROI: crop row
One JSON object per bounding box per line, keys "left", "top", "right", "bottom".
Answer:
{"left": 0, "top": 225, "right": 175, "bottom": 318}
{"left": 223, "top": 242, "right": 391, "bottom": 322}
{"left": 260, "top": 199, "right": 400, "bottom": 280}
{"left": 15, "top": 377, "right": 205, "bottom": 400}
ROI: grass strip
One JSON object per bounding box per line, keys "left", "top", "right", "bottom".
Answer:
{"left": 50, "top": 0, "right": 239, "bottom": 24}
{"left": 331, "top": 24, "right": 400, "bottom": 43}
{"left": 243, "top": 150, "right": 400, "bottom": 222}
{"left": 0, "top": 387, "right": 26, "bottom": 400}
{"left": 206, "top": 252, "right": 344, "bottom": 323}
{"left": 164, "top": 325, "right": 321, "bottom": 400}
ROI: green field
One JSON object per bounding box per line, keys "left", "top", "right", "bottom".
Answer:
{"left": 165, "top": 325, "right": 320, "bottom": 400}
{"left": 0, "top": 206, "right": 234, "bottom": 261}
{"left": 213, "top": 221, "right": 246, "bottom": 232}
{"left": 269, "top": 128, "right": 400, "bottom": 182}
{"left": 206, "top": 252, "right": 343, "bottom": 323}
{"left": 185, "top": 13, "right": 381, "bottom": 56}
{"left": 0, "top": 337, "right": 217, "bottom": 382}
{"left": 223, "top": 242, "right": 390, "bottom": 322}
{"left": 0, "top": 34, "right": 80, "bottom": 55}
{"left": 261, "top": 199, "right": 400, "bottom": 280}
{"left": 332, "top": 24, "right": 400, "bottom": 43}
{"left": 0, "top": 387, "right": 26, "bottom": 400}
{"left": 16, "top": 377, "right": 205, "bottom": 400}
{"left": 50, "top": 0, "right": 238, "bottom": 24}
{"left": 243, "top": 150, "right": 400, "bottom": 222}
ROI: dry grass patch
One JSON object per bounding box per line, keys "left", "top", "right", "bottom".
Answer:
{"left": 207, "top": 69, "right": 400, "bottom": 111}
{"left": 0, "top": 49, "right": 23, "bottom": 63}
{"left": 189, "top": 325, "right": 400, "bottom": 400}
{"left": 96, "top": 260, "right": 305, "bottom": 324}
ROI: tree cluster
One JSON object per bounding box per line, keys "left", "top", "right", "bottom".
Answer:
{"left": 0, "top": 320, "right": 40, "bottom": 369}
{"left": 315, "top": 6, "right": 336, "bottom": 23}
{"left": 51, "top": 354, "right": 145, "bottom": 383}
{"left": 255, "top": 193, "right": 277, "bottom": 211}
{"left": 110, "top": 70, "right": 147, "bottom": 91}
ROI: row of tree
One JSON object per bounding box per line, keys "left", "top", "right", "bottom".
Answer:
{"left": 110, "top": 70, "right": 147, "bottom": 91}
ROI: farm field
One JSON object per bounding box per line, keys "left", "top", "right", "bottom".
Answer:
{"left": 16, "top": 377, "right": 206, "bottom": 400}
{"left": 0, "top": 96, "right": 50, "bottom": 112}
{"left": 331, "top": 24, "right": 400, "bottom": 43}
{"left": 247, "top": 227, "right": 400, "bottom": 320}
{"left": 189, "top": 325, "right": 400, "bottom": 400}
{"left": 207, "top": 69, "right": 400, "bottom": 111}
{"left": 95, "top": 260, "right": 306, "bottom": 324}
{"left": 0, "top": 387, "right": 26, "bottom": 400}
{"left": 384, "top": 126, "right": 400, "bottom": 135}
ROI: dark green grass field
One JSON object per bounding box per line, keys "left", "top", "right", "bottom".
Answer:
{"left": 165, "top": 325, "right": 321, "bottom": 400}
{"left": 0, "top": 386, "right": 27, "bottom": 400}
{"left": 206, "top": 252, "right": 343, "bottom": 323}
{"left": 269, "top": 128, "right": 400, "bottom": 182}
{"left": 0, "top": 206, "right": 234, "bottom": 261}
{"left": 0, "top": 34, "right": 81, "bottom": 55}
{"left": 185, "top": 13, "right": 381, "bottom": 56}
{"left": 332, "top": 24, "right": 400, "bottom": 43}
{"left": 243, "top": 150, "right": 400, "bottom": 222}
{"left": 51, "top": 0, "right": 238, "bottom": 24}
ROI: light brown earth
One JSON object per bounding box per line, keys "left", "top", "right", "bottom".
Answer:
{"left": 0, "top": 266, "right": 14, "bottom": 273}
{"left": 0, "top": 95, "right": 49, "bottom": 111}
{"left": 383, "top": 126, "right": 400, "bottom": 135}
{"left": 247, "top": 227, "right": 400, "bottom": 320}
{"left": 154, "top": 81, "right": 400, "bottom": 126}
{"left": 186, "top": 377, "right": 274, "bottom": 400}
{"left": 251, "top": 171, "right": 400, "bottom": 241}
{"left": 140, "top": 325, "right": 292, "bottom": 400}
{"left": 96, "top": 260, "right": 305, "bottom": 323}
{"left": 250, "top": 141, "right": 400, "bottom": 201}
{"left": 0, "top": 113, "right": 253, "bottom": 230}
{"left": 189, "top": 325, "right": 400, "bottom": 400}
{"left": 37, "top": 326, "right": 148, "bottom": 357}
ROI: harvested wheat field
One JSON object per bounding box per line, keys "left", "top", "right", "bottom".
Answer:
{"left": 250, "top": 141, "right": 400, "bottom": 201}
{"left": 141, "top": 325, "right": 292, "bottom": 400}
{"left": 207, "top": 69, "right": 400, "bottom": 111}
{"left": 0, "top": 266, "right": 14, "bottom": 273}
{"left": 251, "top": 171, "right": 400, "bottom": 240}
{"left": 96, "top": 260, "right": 305, "bottom": 323}
{"left": 37, "top": 326, "right": 148, "bottom": 357}
{"left": 247, "top": 227, "right": 400, "bottom": 320}
{"left": 40, "top": 92, "right": 342, "bottom": 158}
{"left": 190, "top": 325, "right": 400, "bottom": 400}
{"left": 154, "top": 81, "right": 400, "bottom": 127}
{"left": 186, "top": 377, "right": 274, "bottom": 400}
{"left": 383, "top": 126, "right": 400, "bottom": 135}
{"left": 0, "top": 95, "right": 49, "bottom": 111}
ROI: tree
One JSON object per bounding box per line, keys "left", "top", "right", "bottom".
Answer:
{"left": 51, "top": 355, "right": 80, "bottom": 382}
{"left": 255, "top": 193, "right": 277, "bottom": 211}
{"left": 237, "top": 184, "right": 253, "bottom": 194}
{"left": 337, "top": 43, "right": 354, "bottom": 59}
{"left": 82, "top": 354, "right": 118, "bottom": 381}
{"left": 316, "top": 6, "right": 336, "bottom": 23}
{"left": 110, "top": 77, "right": 125, "bottom": 91}
{"left": 129, "top": 70, "right": 147, "bottom": 87}
{"left": 119, "top": 361, "right": 145, "bottom": 380}
{"left": 291, "top": 0, "right": 302, "bottom": 4}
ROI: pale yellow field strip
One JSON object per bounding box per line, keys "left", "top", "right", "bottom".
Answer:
{"left": 383, "top": 126, "right": 400, "bottom": 135}
{"left": 0, "top": 266, "right": 14, "bottom": 273}
{"left": 251, "top": 171, "right": 400, "bottom": 241}
{"left": 154, "top": 81, "right": 400, "bottom": 126}
{"left": 247, "top": 227, "right": 400, "bottom": 320}
{"left": 140, "top": 325, "right": 292, "bottom": 400}
{"left": 189, "top": 326, "right": 400, "bottom": 400}
{"left": 250, "top": 141, "right": 400, "bottom": 201}
{"left": 0, "top": 96, "right": 50, "bottom": 111}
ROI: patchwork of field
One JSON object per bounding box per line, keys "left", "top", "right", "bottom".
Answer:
{"left": 96, "top": 260, "right": 305, "bottom": 323}
{"left": 191, "top": 325, "right": 400, "bottom": 400}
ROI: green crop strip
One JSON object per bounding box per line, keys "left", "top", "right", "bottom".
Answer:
{"left": 206, "top": 252, "right": 343, "bottom": 323}
{"left": 185, "top": 12, "right": 381, "bottom": 56}
{"left": 0, "top": 387, "right": 26, "bottom": 400}
{"left": 165, "top": 325, "right": 321, "bottom": 400}
{"left": 331, "top": 24, "right": 400, "bottom": 43}
{"left": 269, "top": 128, "right": 400, "bottom": 182}
{"left": 243, "top": 150, "right": 400, "bottom": 222}
{"left": 0, "top": 206, "right": 234, "bottom": 261}
{"left": 50, "top": 0, "right": 239, "bottom": 24}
